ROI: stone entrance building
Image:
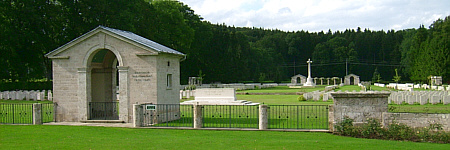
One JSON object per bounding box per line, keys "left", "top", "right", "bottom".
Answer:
{"left": 45, "top": 26, "right": 184, "bottom": 123}
{"left": 290, "top": 74, "right": 306, "bottom": 85}
{"left": 344, "top": 74, "right": 360, "bottom": 85}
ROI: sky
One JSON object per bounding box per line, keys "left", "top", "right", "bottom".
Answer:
{"left": 178, "top": 0, "right": 450, "bottom": 32}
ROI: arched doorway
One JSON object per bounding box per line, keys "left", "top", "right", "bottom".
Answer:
{"left": 350, "top": 76, "right": 355, "bottom": 85}
{"left": 297, "top": 77, "right": 302, "bottom": 84}
{"left": 88, "top": 49, "right": 119, "bottom": 120}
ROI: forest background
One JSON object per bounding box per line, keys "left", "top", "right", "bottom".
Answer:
{"left": 1, "top": 0, "right": 449, "bottom": 88}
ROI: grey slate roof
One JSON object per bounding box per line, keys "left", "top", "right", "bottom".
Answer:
{"left": 99, "top": 26, "right": 184, "bottom": 55}
{"left": 46, "top": 26, "right": 184, "bottom": 57}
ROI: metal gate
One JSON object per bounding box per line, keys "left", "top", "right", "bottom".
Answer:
{"left": 89, "top": 102, "right": 119, "bottom": 120}
{"left": 268, "top": 105, "right": 329, "bottom": 129}
{"left": 141, "top": 104, "right": 193, "bottom": 127}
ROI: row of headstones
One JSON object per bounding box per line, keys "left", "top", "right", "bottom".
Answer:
{"left": 303, "top": 91, "right": 332, "bottom": 101}
{"left": 389, "top": 91, "right": 450, "bottom": 105}
{"left": 182, "top": 83, "right": 278, "bottom": 91}
{"left": 180, "top": 90, "right": 195, "bottom": 99}
{"left": 0, "top": 90, "right": 53, "bottom": 101}
{"left": 376, "top": 83, "right": 450, "bottom": 91}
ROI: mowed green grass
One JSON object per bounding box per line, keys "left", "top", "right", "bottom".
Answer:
{"left": 1, "top": 125, "right": 449, "bottom": 150}
{"left": 239, "top": 85, "right": 328, "bottom": 93}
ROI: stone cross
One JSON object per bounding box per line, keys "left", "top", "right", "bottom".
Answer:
{"left": 307, "top": 59, "right": 312, "bottom": 78}
{"left": 304, "top": 58, "right": 315, "bottom": 86}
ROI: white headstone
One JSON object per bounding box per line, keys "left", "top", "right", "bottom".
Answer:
{"left": 431, "top": 95, "right": 441, "bottom": 104}
{"left": 443, "top": 95, "right": 450, "bottom": 105}
{"left": 47, "top": 90, "right": 53, "bottom": 101}
{"left": 323, "top": 93, "right": 329, "bottom": 101}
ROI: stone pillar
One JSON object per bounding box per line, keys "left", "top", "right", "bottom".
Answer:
{"left": 78, "top": 68, "right": 89, "bottom": 121}
{"left": 33, "top": 103, "right": 42, "bottom": 125}
{"left": 133, "top": 104, "right": 142, "bottom": 127}
{"left": 193, "top": 104, "right": 202, "bottom": 128}
{"left": 259, "top": 105, "right": 268, "bottom": 130}
{"left": 328, "top": 105, "right": 334, "bottom": 131}
{"left": 329, "top": 92, "right": 390, "bottom": 132}
{"left": 118, "top": 66, "right": 130, "bottom": 122}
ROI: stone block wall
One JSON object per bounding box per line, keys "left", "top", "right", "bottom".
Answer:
{"left": 330, "top": 91, "right": 450, "bottom": 132}
{"left": 330, "top": 92, "right": 390, "bottom": 131}
{"left": 382, "top": 113, "right": 450, "bottom": 131}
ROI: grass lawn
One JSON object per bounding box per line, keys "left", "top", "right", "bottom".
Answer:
{"left": 1, "top": 125, "right": 449, "bottom": 150}
{"left": 238, "top": 86, "right": 327, "bottom": 93}
{"left": 0, "top": 99, "right": 53, "bottom": 104}
{"left": 237, "top": 95, "right": 332, "bottom": 105}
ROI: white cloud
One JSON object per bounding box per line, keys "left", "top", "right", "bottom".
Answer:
{"left": 180, "top": 0, "right": 450, "bottom": 32}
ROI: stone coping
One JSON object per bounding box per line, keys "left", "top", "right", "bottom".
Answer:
{"left": 331, "top": 91, "right": 391, "bottom": 98}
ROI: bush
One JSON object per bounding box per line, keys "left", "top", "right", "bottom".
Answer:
{"left": 297, "top": 95, "right": 306, "bottom": 101}
{"left": 334, "top": 117, "right": 450, "bottom": 143}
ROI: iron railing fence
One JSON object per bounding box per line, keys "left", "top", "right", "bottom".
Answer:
{"left": 0, "top": 103, "right": 55, "bottom": 124}
{"left": 89, "top": 102, "right": 119, "bottom": 120}
{"left": 0, "top": 103, "right": 33, "bottom": 124}
{"left": 202, "top": 105, "right": 259, "bottom": 129}
{"left": 268, "top": 105, "right": 328, "bottom": 129}
{"left": 41, "top": 103, "right": 55, "bottom": 123}
{"left": 141, "top": 104, "right": 193, "bottom": 127}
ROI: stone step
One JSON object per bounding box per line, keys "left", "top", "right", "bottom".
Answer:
{"left": 80, "top": 120, "right": 125, "bottom": 123}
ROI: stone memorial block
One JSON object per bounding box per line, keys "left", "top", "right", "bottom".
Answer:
{"left": 181, "top": 88, "right": 258, "bottom": 105}
{"left": 330, "top": 92, "right": 390, "bottom": 128}
{"left": 194, "top": 88, "right": 236, "bottom": 101}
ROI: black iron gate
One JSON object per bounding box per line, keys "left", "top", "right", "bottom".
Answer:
{"left": 89, "top": 102, "right": 119, "bottom": 120}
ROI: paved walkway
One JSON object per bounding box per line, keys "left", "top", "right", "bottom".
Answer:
{"left": 44, "top": 122, "right": 133, "bottom": 128}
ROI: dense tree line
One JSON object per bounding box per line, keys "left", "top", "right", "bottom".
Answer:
{"left": 1, "top": 0, "right": 448, "bottom": 85}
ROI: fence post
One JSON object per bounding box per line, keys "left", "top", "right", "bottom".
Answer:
{"left": 33, "top": 103, "right": 42, "bottom": 125}
{"left": 133, "top": 104, "right": 142, "bottom": 127}
{"left": 328, "top": 105, "right": 334, "bottom": 131}
{"left": 193, "top": 104, "right": 202, "bottom": 128}
{"left": 259, "top": 104, "right": 268, "bottom": 130}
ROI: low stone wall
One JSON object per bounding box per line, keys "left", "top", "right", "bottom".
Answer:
{"left": 330, "top": 92, "right": 390, "bottom": 126}
{"left": 330, "top": 91, "right": 450, "bottom": 132}
{"left": 382, "top": 113, "right": 450, "bottom": 131}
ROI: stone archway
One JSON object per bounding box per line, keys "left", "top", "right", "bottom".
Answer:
{"left": 87, "top": 49, "right": 119, "bottom": 120}
{"left": 344, "top": 74, "right": 360, "bottom": 85}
